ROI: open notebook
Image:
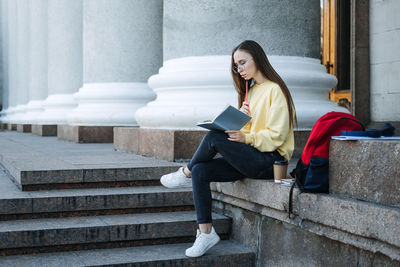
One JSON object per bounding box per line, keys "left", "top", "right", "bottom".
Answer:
{"left": 197, "top": 105, "right": 251, "bottom": 131}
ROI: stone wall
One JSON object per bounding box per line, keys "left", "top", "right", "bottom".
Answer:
{"left": 210, "top": 138, "right": 400, "bottom": 266}
{"left": 370, "top": 0, "right": 400, "bottom": 122}
{"left": 213, "top": 201, "right": 399, "bottom": 266}
{"left": 211, "top": 181, "right": 399, "bottom": 266}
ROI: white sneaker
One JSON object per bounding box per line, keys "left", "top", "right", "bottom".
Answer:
{"left": 185, "top": 227, "right": 220, "bottom": 257}
{"left": 160, "top": 167, "right": 192, "bottom": 188}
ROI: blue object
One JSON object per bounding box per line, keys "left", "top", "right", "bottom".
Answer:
{"left": 341, "top": 129, "right": 381, "bottom": 137}
{"left": 340, "top": 123, "right": 395, "bottom": 138}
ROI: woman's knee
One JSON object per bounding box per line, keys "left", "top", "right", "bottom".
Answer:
{"left": 204, "top": 130, "right": 226, "bottom": 142}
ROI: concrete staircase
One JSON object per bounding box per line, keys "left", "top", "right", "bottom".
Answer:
{"left": 0, "top": 131, "right": 255, "bottom": 266}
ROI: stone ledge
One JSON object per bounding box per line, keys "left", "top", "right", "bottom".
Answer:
{"left": 16, "top": 124, "right": 32, "bottom": 133}
{"left": 31, "top": 124, "right": 57, "bottom": 136}
{"left": 211, "top": 179, "right": 300, "bottom": 213}
{"left": 58, "top": 125, "right": 114, "bottom": 143}
{"left": 298, "top": 193, "right": 400, "bottom": 248}
{"left": 7, "top": 124, "right": 16, "bottom": 131}
{"left": 114, "top": 128, "right": 310, "bottom": 161}
{"left": 211, "top": 179, "right": 400, "bottom": 256}
{"left": 330, "top": 139, "right": 400, "bottom": 207}
{"left": 114, "top": 127, "right": 207, "bottom": 161}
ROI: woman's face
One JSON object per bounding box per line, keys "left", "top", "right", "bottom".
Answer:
{"left": 233, "top": 50, "right": 257, "bottom": 80}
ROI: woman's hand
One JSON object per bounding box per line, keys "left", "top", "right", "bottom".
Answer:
{"left": 240, "top": 101, "right": 251, "bottom": 115}
{"left": 225, "top": 130, "right": 246, "bottom": 143}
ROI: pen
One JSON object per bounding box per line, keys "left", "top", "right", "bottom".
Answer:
{"left": 245, "top": 80, "right": 248, "bottom": 103}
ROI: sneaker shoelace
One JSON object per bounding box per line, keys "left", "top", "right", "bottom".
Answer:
{"left": 192, "top": 232, "right": 208, "bottom": 251}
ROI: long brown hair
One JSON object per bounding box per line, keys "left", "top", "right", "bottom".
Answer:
{"left": 231, "top": 40, "right": 297, "bottom": 129}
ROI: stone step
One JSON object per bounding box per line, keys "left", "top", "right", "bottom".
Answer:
{"left": 0, "top": 179, "right": 194, "bottom": 220}
{"left": 0, "top": 131, "right": 181, "bottom": 190}
{"left": 0, "top": 241, "right": 255, "bottom": 267}
{"left": 0, "top": 211, "right": 231, "bottom": 255}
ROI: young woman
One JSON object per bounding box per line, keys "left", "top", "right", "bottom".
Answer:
{"left": 160, "top": 40, "right": 296, "bottom": 257}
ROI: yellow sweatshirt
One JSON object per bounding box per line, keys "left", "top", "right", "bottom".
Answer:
{"left": 241, "top": 80, "right": 294, "bottom": 161}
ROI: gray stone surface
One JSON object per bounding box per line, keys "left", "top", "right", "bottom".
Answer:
{"left": 214, "top": 197, "right": 400, "bottom": 266}
{"left": 114, "top": 127, "right": 207, "bottom": 161}
{"left": 258, "top": 216, "right": 398, "bottom": 267}
{"left": 370, "top": 0, "right": 400, "bottom": 122}
{"left": 15, "top": 0, "right": 29, "bottom": 106}
{"left": 47, "top": 0, "right": 82, "bottom": 95}
{"left": 83, "top": 0, "right": 162, "bottom": 83}
{"left": 0, "top": 131, "right": 181, "bottom": 186}
{"left": 298, "top": 193, "right": 400, "bottom": 248}
{"left": 163, "top": 0, "right": 320, "bottom": 60}
{"left": 0, "top": 241, "right": 254, "bottom": 267}
{"left": 0, "top": 168, "right": 193, "bottom": 215}
{"left": 212, "top": 201, "right": 260, "bottom": 253}
{"left": 16, "top": 124, "right": 31, "bottom": 133}
{"left": 7, "top": 124, "right": 16, "bottom": 130}
{"left": 57, "top": 125, "right": 114, "bottom": 143}
{"left": 31, "top": 124, "right": 57, "bottom": 136}
{"left": 330, "top": 139, "right": 400, "bottom": 207}
{"left": 5, "top": 1, "right": 16, "bottom": 108}
{"left": 213, "top": 178, "right": 299, "bottom": 213}
{"left": 1, "top": 1, "right": 8, "bottom": 111}
{"left": 0, "top": 211, "right": 230, "bottom": 249}
{"left": 212, "top": 176, "right": 400, "bottom": 261}
{"left": 113, "top": 126, "right": 139, "bottom": 153}
{"left": 28, "top": 0, "right": 48, "bottom": 102}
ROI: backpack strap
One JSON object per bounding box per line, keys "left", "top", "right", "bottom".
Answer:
{"left": 288, "top": 182, "right": 296, "bottom": 219}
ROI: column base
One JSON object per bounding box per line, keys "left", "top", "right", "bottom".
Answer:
{"left": 7, "top": 124, "right": 17, "bottom": 131}
{"left": 16, "top": 124, "right": 32, "bottom": 133}
{"left": 32, "top": 125, "right": 58, "bottom": 136}
{"left": 114, "top": 128, "right": 207, "bottom": 161}
{"left": 58, "top": 125, "right": 114, "bottom": 143}
{"left": 114, "top": 128, "right": 311, "bottom": 161}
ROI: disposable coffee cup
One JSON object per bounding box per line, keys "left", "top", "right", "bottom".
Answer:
{"left": 273, "top": 160, "right": 288, "bottom": 183}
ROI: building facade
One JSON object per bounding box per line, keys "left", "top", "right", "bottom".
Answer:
{"left": 0, "top": 0, "right": 368, "bottom": 131}
{"left": 0, "top": 0, "right": 399, "bottom": 265}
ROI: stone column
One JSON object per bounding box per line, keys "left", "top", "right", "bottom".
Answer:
{"left": 23, "top": 0, "right": 48, "bottom": 124}
{"left": 67, "top": 0, "right": 160, "bottom": 127}
{"left": 0, "top": 0, "right": 3, "bottom": 113}
{"left": 12, "top": 0, "right": 30, "bottom": 125}
{"left": 38, "top": 0, "right": 82, "bottom": 125}
{"left": 3, "top": 0, "right": 18, "bottom": 125}
{"left": 136, "top": 0, "right": 348, "bottom": 130}
{"left": 0, "top": 0, "right": 9, "bottom": 123}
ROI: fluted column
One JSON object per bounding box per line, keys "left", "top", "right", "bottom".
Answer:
{"left": 0, "top": 0, "right": 3, "bottom": 113}
{"left": 0, "top": 0, "right": 9, "bottom": 122}
{"left": 10, "top": 0, "right": 30, "bottom": 124}
{"left": 67, "top": 0, "right": 160, "bottom": 126}
{"left": 39, "top": 0, "right": 82, "bottom": 124}
{"left": 136, "top": 0, "right": 348, "bottom": 129}
{"left": 23, "top": 0, "right": 48, "bottom": 124}
{"left": 3, "top": 0, "right": 18, "bottom": 123}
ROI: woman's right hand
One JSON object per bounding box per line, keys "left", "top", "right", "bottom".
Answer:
{"left": 240, "top": 101, "right": 251, "bottom": 115}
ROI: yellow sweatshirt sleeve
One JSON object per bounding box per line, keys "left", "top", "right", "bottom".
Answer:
{"left": 244, "top": 86, "right": 290, "bottom": 152}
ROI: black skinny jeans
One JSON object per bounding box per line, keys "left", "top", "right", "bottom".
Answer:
{"left": 187, "top": 130, "right": 284, "bottom": 224}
